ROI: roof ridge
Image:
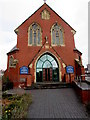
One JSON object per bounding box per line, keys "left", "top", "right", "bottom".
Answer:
{"left": 14, "top": 3, "right": 76, "bottom": 33}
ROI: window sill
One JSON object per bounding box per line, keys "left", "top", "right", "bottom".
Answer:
{"left": 51, "top": 44, "right": 65, "bottom": 47}
{"left": 28, "top": 44, "right": 42, "bottom": 47}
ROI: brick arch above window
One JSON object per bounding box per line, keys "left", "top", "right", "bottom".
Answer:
{"left": 28, "top": 23, "right": 42, "bottom": 46}
{"left": 51, "top": 23, "right": 65, "bottom": 46}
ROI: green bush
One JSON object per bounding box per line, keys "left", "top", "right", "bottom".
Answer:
{"left": 2, "top": 93, "right": 32, "bottom": 119}
{"left": 2, "top": 76, "right": 13, "bottom": 91}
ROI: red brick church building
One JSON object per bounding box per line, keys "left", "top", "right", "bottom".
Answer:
{"left": 5, "top": 3, "right": 85, "bottom": 88}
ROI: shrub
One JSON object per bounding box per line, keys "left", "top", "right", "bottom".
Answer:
{"left": 2, "top": 76, "right": 13, "bottom": 91}
{"left": 2, "top": 93, "right": 32, "bottom": 119}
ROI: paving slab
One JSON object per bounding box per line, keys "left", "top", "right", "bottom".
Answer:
{"left": 27, "top": 88, "right": 89, "bottom": 118}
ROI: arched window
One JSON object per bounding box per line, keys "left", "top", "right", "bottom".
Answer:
{"left": 36, "top": 54, "right": 59, "bottom": 82}
{"left": 51, "top": 23, "right": 64, "bottom": 46}
{"left": 9, "top": 56, "right": 14, "bottom": 67}
{"left": 28, "top": 23, "right": 42, "bottom": 46}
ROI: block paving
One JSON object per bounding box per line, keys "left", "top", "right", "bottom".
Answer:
{"left": 27, "top": 88, "right": 89, "bottom": 118}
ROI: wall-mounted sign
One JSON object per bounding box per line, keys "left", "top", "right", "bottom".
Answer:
{"left": 66, "top": 66, "right": 74, "bottom": 74}
{"left": 20, "top": 66, "right": 28, "bottom": 74}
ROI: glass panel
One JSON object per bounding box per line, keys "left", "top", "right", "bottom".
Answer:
{"left": 60, "top": 30, "right": 63, "bottom": 45}
{"left": 30, "top": 29, "right": 32, "bottom": 44}
{"left": 54, "top": 24, "right": 59, "bottom": 30}
{"left": 40, "top": 55, "right": 47, "bottom": 62}
{"left": 33, "top": 31, "right": 36, "bottom": 45}
{"left": 56, "top": 31, "right": 59, "bottom": 45}
{"left": 52, "top": 30, "right": 55, "bottom": 44}
{"left": 47, "top": 55, "right": 54, "bottom": 61}
{"left": 38, "top": 29, "right": 40, "bottom": 44}
{"left": 37, "top": 60, "right": 43, "bottom": 68}
{"left": 29, "top": 23, "right": 42, "bottom": 46}
{"left": 43, "top": 61, "right": 52, "bottom": 68}
{"left": 37, "top": 68, "right": 42, "bottom": 72}
{"left": 37, "top": 54, "right": 58, "bottom": 68}
{"left": 52, "top": 24, "right": 60, "bottom": 45}
{"left": 32, "top": 24, "right": 38, "bottom": 30}
{"left": 52, "top": 60, "right": 58, "bottom": 68}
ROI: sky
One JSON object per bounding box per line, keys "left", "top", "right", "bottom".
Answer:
{"left": 0, "top": 0, "right": 89, "bottom": 70}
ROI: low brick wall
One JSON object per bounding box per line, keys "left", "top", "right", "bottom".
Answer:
{"left": 72, "top": 81, "right": 90, "bottom": 104}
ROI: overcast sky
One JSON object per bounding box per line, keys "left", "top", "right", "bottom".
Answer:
{"left": 0, "top": 0, "right": 89, "bottom": 70}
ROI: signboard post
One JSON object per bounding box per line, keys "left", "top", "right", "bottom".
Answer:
{"left": 66, "top": 66, "right": 74, "bottom": 82}
{"left": 20, "top": 66, "right": 28, "bottom": 75}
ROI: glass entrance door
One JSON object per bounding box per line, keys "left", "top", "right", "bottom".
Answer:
{"left": 36, "top": 53, "right": 59, "bottom": 82}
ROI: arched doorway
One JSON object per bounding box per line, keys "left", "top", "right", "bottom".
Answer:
{"left": 36, "top": 53, "right": 59, "bottom": 82}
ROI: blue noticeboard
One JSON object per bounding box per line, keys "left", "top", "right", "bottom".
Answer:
{"left": 66, "top": 66, "right": 74, "bottom": 74}
{"left": 20, "top": 66, "right": 28, "bottom": 74}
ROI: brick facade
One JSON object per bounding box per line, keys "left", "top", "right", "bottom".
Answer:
{"left": 5, "top": 3, "right": 85, "bottom": 88}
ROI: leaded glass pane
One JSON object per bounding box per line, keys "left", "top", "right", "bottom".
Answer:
{"left": 32, "top": 24, "right": 38, "bottom": 30}
{"left": 37, "top": 60, "right": 43, "bottom": 68}
{"left": 56, "top": 31, "right": 59, "bottom": 45}
{"left": 52, "top": 30, "right": 55, "bottom": 44}
{"left": 54, "top": 24, "right": 59, "bottom": 30}
{"left": 36, "top": 54, "right": 59, "bottom": 82}
{"left": 37, "top": 54, "right": 58, "bottom": 68}
{"left": 47, "top": 55, "right": 54, "bottom": 61}
{"left": 38, "top": 29, "right": 40, "bottom": 44}
{"left": 43, "top": 61, "right": 52, "bottom": 68}
{"left": 29, "top": 23, "right": 41, "bottom": 45}
{"left": 60, "top": 30, "right": 63, "bottom": 45}
{"left": 40, "top": 55, "right": 47, "bottom": 62}
{"left": 34, "top": 31, "right": 36, "bottom": 45}
{"left": 30, "top": 29, "right": 32, "bottom": 44}
{"left": 52, "top": 60, "right": 58, "bottom": 68}
{"left": 52, "top": 24, "right": 63, "bottom": 45}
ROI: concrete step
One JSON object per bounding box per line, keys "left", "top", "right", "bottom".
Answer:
{"left": 24, "top": 82, "right": 72, "bottom": 90}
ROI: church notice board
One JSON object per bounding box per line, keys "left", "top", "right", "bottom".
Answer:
{"left": 20, "top": 66, "right": 28, "bottom": 75}
{"left": 66, "top": 66, "right": 74, "bottom": 74}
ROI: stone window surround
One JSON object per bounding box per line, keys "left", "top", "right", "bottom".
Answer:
{"left": 51, "top": 23, "right": 65, "bottom": 46}
{"left": 28, "top": 22, "right": 42, "bottom": 46}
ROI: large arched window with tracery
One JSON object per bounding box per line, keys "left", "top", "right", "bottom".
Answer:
{"left": 36, "top": 53, "right": 59, "bottom": 82}
{"left": 28, "top": 23, "right": 42, "bottom": 46}
{"left": 51, "top": 23, "right": 64, "bottom": 46}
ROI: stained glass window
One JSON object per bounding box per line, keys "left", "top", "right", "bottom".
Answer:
{"left": 36, "top": 53, "right": 59, "bottom": 82}
{"left": 36, "top": 54, "right": 58, "bottom": 69}
{"left": 52, "top": 23, "right": 64, "bottom": 45}
{"left": 28, "top": 23, "right": 42, "bottom": 45}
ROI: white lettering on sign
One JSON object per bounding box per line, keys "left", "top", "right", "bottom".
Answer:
{"left": 20, "top": 66, "right": 28, "bottom": 74}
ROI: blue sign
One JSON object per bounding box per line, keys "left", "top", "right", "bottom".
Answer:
{"left": 66, "top": 66, "right": 74, "bottom": 74}
{"left": 20, "top": 66, "right": 28, "bottom": 74}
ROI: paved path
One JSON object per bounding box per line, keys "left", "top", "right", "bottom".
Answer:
{"left": 27, "top": 88, "right": 88, "bottom": 118}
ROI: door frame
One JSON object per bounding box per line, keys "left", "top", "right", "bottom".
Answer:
{"left": 34, "top": 51, "right": 61, "bottom": 83}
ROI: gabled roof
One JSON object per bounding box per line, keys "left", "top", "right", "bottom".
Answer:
{"left": 15, "top": 3, "right": 76, "bottom": 33}
{"left": 73, "top": 48, "right": 82, "bottom": 55}
{"left": 7, "top": 45, "right": 19, "bottom": 55}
